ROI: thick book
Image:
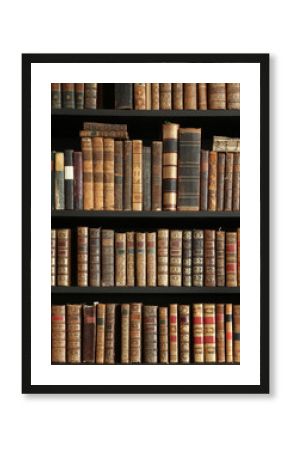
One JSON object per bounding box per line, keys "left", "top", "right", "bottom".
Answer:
{"left": 114, "top": 141, "right": 124, "bottom": 211}
{"left": 226, "top": 83, "right": 240, "bottom": 110}
{"left": 66, "top": 304, "right": 82, "bottom": 363}
{"left": 101, "top": 229, "right": 115, "bottom": 287}
{"left": 216, "top": 230, "right": 225, "bottom": 286}
{"left": 96, "top": 303, "right": 106, "bottom": 364}
{"left": 146, "top": 232, "right": 157, "bottom": 287}
{"left": 121, "top": 304, "right": 130, "bottom": 364}
{"left": 192, "top": 230, "right": 204, "bottom": 287}
{"left": 62, "top": 83, "right": 75, "bottom": 109}
{"left": 216, "top": 304, "right": 226, "bottom": 363}
{"left": 143, "top": 305, "right": 158, "bottom": 363}
{"left": 51, "top": 83, "right": 61, "bottom": 109}
{"left": 200, "top": 150, "right": 209, "bottom": 211}
{"left": 182, "top": 230, "right": 192, "bottom": 287}
{"left": 151, "top": 141, "right": 163, "bottom": 211}
{"left": 75, "top": 83, "right": 84, "bottom": 109}
{"left": 208, "top": 83, "right": 226, "bottom": 109}
{"left": 82, "top": 304, "right": 97, "bottom": 363}
{"left": 232, "top": 153, "right": 240, "bottom": 211}
{"left": 136, "top": 232, "right": 146, "bottom": 287}
{"left": 73, "top": 152, "right": 83, "bottom": 210}
{"left": 179, "top": 305, "right": 190, "bottom": 363}
{"left": 89, "top": 228, "right": 101, "bottom": 287}
{"left": 51, "top": 229, "right": 56, "bottom": 286}
{"left": 204, "top": 229, "right": 216, "bottom": 287}
{"left": 169, "top": 304, "right": 178, "bottom": 363}
{"left": 81, "top": 137, "right": 94, "bottom": 210}
{"left": 124, "top": 140, "right": 133, "bottom": 210}
{"left": 92, "top": 137, "right": 104, "bottom": 210}
{"left": 126, "top": 231, "right": 135, "bottom": 286}
{"left": 212, "top": 136, "right": 240, "bottom": 153}
{"left": 172, "top": 83, "right": 183, "bottom": 110}
{"left": 134, "top": 83, "right": 146, "bottom": 110}
{"left": 64, "top": 150, "right": 74, "bottom": 210}
{"left": 169, "top": 230, "right": 182, "bottom": 287}
{"left": 105, "top": 304, "right": 116, "bottom": 364}
{"left": 226, "top": 232, "right": 238, "bottom": 287}
{"left": 225, "top": 152, "right": 234, "bottom": 211}
{"left": 162, "top": 123, "right": 179, "bottom": 210}
{"left": 115, "top": 83, "right": 133, "bottom": 109}
{"left": 83, "top": 122, "right": 128, "bottom": 132}
{"left": 208, "top": 151, "right": 218, "bottom": 211}
{"left": 183, "top": 83, "right": 197, "bottom": 110}
{"left": 159, "top": 83, "right": 172, "bottom": 110}
{"left": 217, "top": 153, "right": 225, "bottom": 211}
{"left": 51, "top": 305, "right": 66, "bottom": 363}
{"left": 177, "top": 128, "right": 201, "bottom": 211}
{"left": 204, "top": 304, "right": 216, "bottom": 363}
{"left": 159, "top": 306, "right": 169, "bottom": 364}
{"left": 115, "top": 232, "right": 126, "bottom": 287}
{"left": 130, "top": 303, "right": 142, "bottom": 363}
{"left": 77, "top": 226, "right": 89, "bottom": 287}
{"left": 198, "top": 83, "right": 207, "bottom": 110}
{"left": 192, "top": 303, "right": 204, "bottom": 363}
{"left": 54, "top": 152, "right": 65, "bottom": 210}
{"left": 103, "top": 138, "right": 115, "bottom": 210}
{"left": 157, "top": 229, "right": 169, "bottom": 287}
{"left": 57, "top": 229, "right": 71, "bottom": 286}
{"left": 145, "top": 83, "right": 151, "bottom": 110}
{"left": 151, "top": 83, "right": 159, "bottom": 110}
{"left": 233, "top": 305, "right": 240, "bottom": 363}
{"left": 143, "top": 146, "right": 151, "bottom": 211}
{"left": 225, "top": 304, "right": 233, "bottom": 363}
{"left": 84, "top": 83, "right": 97, "bottom": 109}
{"left": 132, "top": 140, "right": 143, "bottom": 211}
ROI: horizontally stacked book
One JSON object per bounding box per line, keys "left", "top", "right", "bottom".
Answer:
{"left": 51, "top": 227, "right": 240, "bottom": 288}
{"left": 52, "top": 302, "right": 240, "bottom": 364}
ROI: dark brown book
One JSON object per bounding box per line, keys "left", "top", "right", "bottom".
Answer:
{"left": 143, "top": 146, "right": 151, "bottom": 211}
{"left": 225, "top": 153, "right": 234, "bottom": 211}
{"left": 159, "top": 306, "right": 169, "bottom": 364}
{"left": 103, "top": 138, "right": 115, "bottom": 210}
{"left": 170, "top": 230, "right": 182, "bottom": 287}
{"left": 83, "top": 122, "right": 127, "bottom": 132}
{"left": 62, "top": 83, "right": 75, "bottom": 109}
{"left": 96, "top": 303, "right": 106, "bottom": 364}
{"left": 57, "top": 229, "right": 71, "bottom": 286}
{"left": 92, "top": 137, "right": 103, "bottom": 210}
{"left": 73, "top": 152, "right": 83, "bottom": 210}
{"left": 204, "top": 304, "right": 216, "bottom": 363}
{"left": 126, "top": 231, "right": 135, "bottom": 286}
{"left": 105, "top": 304, "right": 116, "bottom": 364}
{"left": 89, "top": 228, "right": 101, "bottom": 287}
{"left": 192, "top": 304, "right": 204, "bottom": 363}
{"left": 216, "top": 230, "right": 225, "bottom": 287}
{"left": 84, "top": 83, "right": 97, "bottom": 109}
{"left": 51, "top": 229, "right": 56, "bottom": 286}
{"left": 136, "top": 232, "right": 146, "bottom": 287}
{"left": 54, "top": 152, "right": 65, "bottom": 210}
{"left": 66, "top": 304, "right": 82, "bottom": 364}
{"left": 101, "top": 229, "right": 115, "bottom": 287}
{"left": 216, "top": 304, "right": 225, "bottom": 363}
{"left": 115, "top": 83, "right": 133, "bottom": 109}
{"left": 51, "top": 83, "right": 61, "bottom": 109}
{"left": 162, "top": 123, "right": 179, "bottom": 210}
{"left": 225, "top": 304, "right": 233, "bottom": 363}
{"left": 198, "top": 83, "right": 207, "bottom": 110}
{"left": 151, "top": 83, "right": 159, "bottom": 110}
{"left": 115, "top": 232, "right": 126, "bottom": 287}
{"left": 81, "top": 137, "right": 94, "bottom": 210}
{"left": 237, "top": 228, "right": 240, "bottom": 286}
{"left": 80, "top": 129, "right": 128, "bottom": 139}
{"left": 184, "top": 83, "right": 197, "bottom": 110}
{"left": 204, "top": 229, "right": 216, "bottom": 287}
{"left": 151, "top": 141, "right": 163, "bottom": 211}
{"left": 159, "top": 83, "right": 172, "bottom": 110}
{"left": 169, "top": 304, "right": 178, "bottom": 363}
{"left": 143, "top": 305, "right": 158, "bottom": 363}
{"left": 200, "top": 150, "right": 209, "bottom": 211}
{"left": 124, "top": 140, "right": 133, "bottom": 210}
{"left": 82, "top": 304, "right": 97, "bottom": 363}
{"left": 217, "top": 153, "right": 225, "bottom": 211}
{"left": 130, "top": 303, "right": 142, "bottom": 363}
{"left": 208, "top": 151, "right": 218, "bottom": 211}
{"left": 232, "top": 153, "right": 240, "bottom": 211}
{"left": 51, "top": 305, "right": 66, "bottom": 363}
{"left": 172, "top": 83, "right": 183, "bottom": 110}
{"left": 132, "top": 140, "right": 143, "bottom": 211}
{"left": 182, "top": 230, "right": 192, "bottom": 287}
{"left": 134, "top": 83, "right": 146, "bottom": 110}
{"left": 64, "top": 150, "right": 74, "bottom": 210}
{"left": 233, "top": 305, "right": 240, "bottom": 363}
{"left": 77, "top": 226, "right": 89, "bottom": 287}
{"left": 145, "top": 83, "right": 151, "bottom": 110}
{"left": 146, "top": 232, "right": 157, "bottom": 287}
{"left": 226, "top": 83, "right": 240, "bottom": 109}
{"left": 75, "top": 83, "right": 84, "bottom": 109}
{"left": 226, "top": 232, "right": 238, "bottom": 287}
{"left": 208, "top": 83, "right": 226, "bottom": 110}
{"left": 157, "top": 229, "right": 169, "bottom": 287}
{"left": 121, "top": 304, "right": 130, "bottom": 364}
{"left": 114, "top": 141, "right": 124, "bottom": 211}
{"left": 192, "top": 230, "right": 204, "bottom": 287}
{"left": 179, "top": 305, "right": 190, "bottom": 363}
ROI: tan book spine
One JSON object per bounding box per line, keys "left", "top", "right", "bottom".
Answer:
{"left": 204, "top": 304, "right": 216, "bottom": 363}
{"left": 130, "top": 303, "right": 142, "bottom": 363}
{"left": 51, "top": 83, "right": 61, "bottom": 109}
{"left": 66, "top": 304, "right": 82, "bottom": 363}
{"left": 172, "top": 83, "right": 183, "bottom": 110}
{"left": 146, "top": 232, "right": 157, "bottom": 287}
{"left": 143, "top": 305, "right": 158, "bottom": 363}
{"left": 216, "top": 304, "right": 225, "bottom": 363}
{"left": 121, "top": 304, "right": 130, "bottom": 364}
{"left": 103, "top": 138, "right": 115, "bottom": 210}
{"left": 57, "top": 229, "right": 71, "bottom": 286}
{"left": 77, "top": 226, "right": 89, "bottom": 287}
{"left": 136, "top": 232, "right": 146, "bottom": 286}
{"left": 159, "top": 83, "right": 172, "bottom": 109}
{"left": 225, "top": 152, "right": 234, "bottom": 211}
{"left": 159, "top": 306, "right": 169, "bottom": 364}
{"left": 157, "top": 229, "right": 169, "bottom": 286}
{"left": 170, "top": 230, "right": 182, "bottom": 286}
{"left": 184, "top": 83, "right": 197, "bottom": 110}
{"left": 208, "top": 151, "right": 218, "bottom": 211}
{"left": 84, "top": 83, "right": 97, "bottom": 109}
{"left": 81, "top": 137, "right": 94, "bottom": 210}
{"left": 96, "top": 303, "right": 106, "bottom": 364}
{"left": 51, "top": 229, "right": 56, "bottom": 286}
{"left": 226, "top": 232, "right": 238, "bottom": 287}
{"left": 151, "top": 83, "right": 159, "bottom": 110}
{"left": 132, "top": 140, "right": 143, "bottom": 211}
{"left": 237, "top": 228, "right": 240, "bottom": 286}
{"left": 162, "top": 123, "right": 179, "bottom": 210}
{"left": 192, "top": 303, "right": 204, "bottom": 363}
{"left": 124, "top": 140, "right": 133, "bottom": 210}
{"left": 89, "top": 228, "right": 101, "bottom": 287}
{"left": 80, "top": 129, "right": 128, "bottom": 139}
{"left": 225, "top": 304, "right": 233, "bottom": 363}
{"left": 51, "top": 305, "right": 66, "bottom": 363}
{"left": 226, "top": 83, "right": 240, "bottom": 110}
{"left": 145, "top": 83, "right": 151, "bottom": 110}
{"left": 208, "top": 83, "right": 226, "bottom": 110}
{"left": 233, "top": 304, "right": 240, "bottom": 363}
{"left": 54, "top": 152, "right": 64, "bottom": 210}
{"left": 134, "top": 83, "right": 146, "bottom": 110}
{"left": 114, "top": 140, "right": 123, "bottom": 211}
{"left": 126, "top": 231, "right": 135, "bottom": 286}
{"left": 217, "top": 153, "right": 225, "bottom": 211}
{"left": 216, "top": 230, "right": 225, "bottom": 287}
{"left": 179, "top": 305, "right": 190, "bottom": 363}
{"left": 232, "top": 152, "right": 240, "bottom": 211}
{"left": 198, "top": 83, "right": 207, "bottom": 110}
{"left": 169, "top": 304, "right": 178, "bottom": 363}
{"left": 205, "top": 229, "right": 216, "bottom": 287}
{"left": 105, "top": 304, "right": 116, "bottom": 364}
{"left": 101, "top": 229, "right": 115, "bottom": 287}
{"left": 92, "top": 137, "right": 103, "bottom": 210}
{"left": 115, "top": 232, "right": 126, "bottom": 287}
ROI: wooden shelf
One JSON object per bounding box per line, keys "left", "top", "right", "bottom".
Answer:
{"left": 52, "top": 210, "right": 240, "bottom": 219}
{"left": 52, "top": 286, "right": 240, "bottom": 295}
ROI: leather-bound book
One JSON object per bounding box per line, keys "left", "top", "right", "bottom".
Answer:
{"left": 208, "top": 83, "right": 226, "bottom": 109}
{"left": 77, "top": 226, "right": 89, "bottom": 287}
{"left": 115, "top": 232, "right": 126, "bottom": 287}
{"left": 143, "top": 305, "right": 158, "bottom": 363}
{"left": 62, "top": 83, "right": 75, "bottom": 109}
{"left": 217, "top": 153, "right": 225, "bottom": 211}
{"left": 204, "top": 229, "right": 216, "bottom": 287}
{"left": 84, "top": 83, "right": 97, "bottom": 109}
{"left": 212, "top": 136, "right": 240, "bottom": 153}
{"left": 151, "top": 83, "right": 159, "bottom": 110}
{"left": 51, "top": 83, "right": 61, "bottom": 109}
{"left": 200, "top": 150, "right": 209, "bottom": 211}
{"left": 198, "top": 83, "right": 207, "bottom": 110}
{"left": 73, "top": 152, "right": 83, "bottom": 210}
{"left": 51, "top": 229, "right": 56, "bottom": 286}
{"left": 225, "top": 153, "right": 234, "bottom": 211}
{"left": 54, "top": 152, "right": 65, "bottom": 210}
{"left": 177, "top": 128, "right": 201, "bottom": 211}
{"left": 96, "top": 303, "right": 106, "bottom": 364}
{"left": 66, "top": 304, "right": 82, "bottom": 364}
{"left": 124, "top": 140, "right": 133, "bottom": 210}
{"left": 143, "top": 146, "right": 151, "bottom": 211}
{"left": 225, "top": 304, "right": 233, "bottom": 363}
{"left": 216, "top": 230, "right": 225, "bottom": 286}
{"left": 151, "top": 141, "right": 163, "bottom": 211}
{"left": 146, "top": 232, "right": 157, "bottom": 287}
{"left": 233, "top": 305, "right": 240, "bottom": 363}
{"left": 51, "top": 151, "right": 55, "bottom": 209}
{"left": 237, "top": 228, "right": 240, "bottom": 286}
{"left": 145, "top": 83, "right": 151, "bottom": 110}
{"left": 157, "top": 229, "right": 169, "bottom": 287}
{"left": 103, "top": 138, "right": 115, "bottom": 210}
{"left": 159, "top": 306, "right": 169, "bottom": 364}
{"left": 192, "top": 229, "right": 204, "bottom": 287}
{"left": 130, "top": 303, "right": 142, "bottom": 363}
{"left": 84, "top": 122, "right": 128, "bottom": 132}
{"left": 121, "top": 304, "right": 130, "bottom": 364}
{"left": 134, "top": 83, "right": 146, "bottom": 110}
{"left": 159, "top": 83, "right": 172, "bottom": 110}
{"left": 216, "top": 304, "right": 225, "bottom": 363}
{"left": 89, "top": 228, "right": 101, "bottom": 287}
{"left": 226, "top": 232, "right": 238, "bottom": 287}
{"left": 169, "top": 304, "right": 178, "bottom": 363}
{"left": 170, "top": 230, "right": 182, "bottom": 286}
{"left": 126, "top": 231, "right": 135, "bottom": 286}
{"left": 232, "top": 153, "right": 240, "bottom": 211}
{"left": 57, "top": 229, "right": 71, "bottom": 286}
{"left": 162, "top": 123, "right": 179, "bottom": 210}
{"left": 172, "top": 83, "right": 183, "bottom": 110}
{"left": 82, "top": 304, "right": 97, "bottom": 363}
{"left": 192, "top": 303, "right": 204, "bottom": 363}
{"left": 136, "top": 232, "right": 146, "bottom": 287}
{"left": 101, "top": 229, "right": 115, "bottom": 286}
{"left": 81, "top": 137, "right": 94, "bottom": 210}
{"left": 114, "top": 141, "right": 124, "bottom": 211}
{"left": 64, "top": 150, "right": 74, "bottom": 210}
{"left": 115, "top": 83, "right": 133, "bottom": 109}
{"left": 132, "top": 140, "right": 143, "bottom": 211}
{"left": 92, "top": 137, "right": 103, "bottom": 210}
{"left": 184, "top": 83, "right": 197, "bottom": 110}
{"left": 182, "top": 230, "right": 192, "bottom": 287}
{"left": 179, "top": 305, "right": 190, "bottom": 363}
{"left": 204, "top": 304, "right": 216, "bottom": 363}
{"left": 208, "top": 151, "right": 218, "bottom": 211}
{"left": 226, "top": 83, "right": 240, "bottom": 109}
{"left": 51, "top": 305, "right": 66, "bottom": 363}
{"left": 75, "top": 83, "right": 84, "bottom": 109}
{"left": 105, "top": 304, "right": 116, "bottom": 364}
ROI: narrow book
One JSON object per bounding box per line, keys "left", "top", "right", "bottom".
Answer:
{"left": 232, "top": 152, "right": 240, "bottom": 211}
{"left": 192, "top": 303, "right": 204, "bottom": 363}
{"left": 204, "top": 229, "right": 216, "bottom": 287}
{"left": 159, "top": 306, "right": 169, "bottom": 363}
{"left": 159, "top": 83, "right": 172, "bottom": 109}
{"left": 208, "top": 83, "right": 226, "bottom": 109}
{"left": 151, "top": 141, "right": 163, "bottom": 211}
{"left": 143, "top": 305, "right": 158, "bottom": 363}
{"left": 81, "top": 137, "right": 94, "bottom": 210}
{"left": 182, "top": 230, "right": 192, "bottom": 287}
{"left": 66, "top": 304, "right": 82, "bottom": 364}
{"left": 208, "top": 151, "right": 218, "bottom": 211}
{"left": 115, "top": 83, "right": 133, "bottom": 109}
{"left": 151, "top": 83, "right": 159, "bottom": 110}
{"left": 169, "top": 304, "right": 178, "bottom": 363}
{"left": 126, "top": 231, "right": 135, "bottom": 286}
{"left": 82, "top": 303, "right": 97, "bottom": 363}
{"left": 192, "top": 230, "right": 204, "bottom": 287}
{"left": 62, "top": 83, "right": 75, "bottom": 109}
{"left": 130, "top": 303, "right": 142, "bottom": 363}
{"left": 216, "top": 230, "right": 225, "bottom": 286}
{"left": 226, "top": 232, "right": 238, "bottom": 287}
{"left": 54, "top": 152, "right": 65, "bottom": 210}
{"left": 77, "top": 226, "right": 89, "bottom": 287}
{"left": 101, "top": 229, "right": 114, "bottom": 286}
{"left": 179, "top": 305, "right": 190, "bottom": 363}
{"left": 162, "top": 123, "right": 179, "bottom": 210}
{"left": 198, "top": 83, "right": 207, "bottom": 110}
{"left": 51, "top": 229, "right": 56, "bottom": 286}
{"left": 134, "top": 83, "right": 146, "bottom": 110}
{"left": 226, "top": 83, "right": 240, "bottom": 109}
{"left": 115, "top": 232, "right": 126, "bottom": 286}
{"left": 64, "top": 150, "right": 74, "bottom": 210}
{"left": 124, "top": 140, "right": 133, "bottom": 210}
{"left": 103, "top": 138, "right": 115, "bottom": 210}
{"left": 146, "top": 232, "right": 157, "bottom": 287}
{"left": 136, "top": 232, "right": 146, "bottom": 286}
{"left": 92, "top": 137, "right": 103, "bottom": 210}
{"left": 204, "top": 304, "right": 216, "bottom": 363}
{"left": 105, "top": 304, "right": 116, "bottom": 364}
{"left": 157, "top": 229, "right": 169, "bottom": 287}
{"left": 225, "top": 304, "right": 233, "bottom": 363}
{"left": 73, "top": 152, "right": 83, "bottom": 210}
{"left": 132, "top": 140, "right": 143, "bottom": 211}
{"left": 89, "top": 228, "right": 101, "bottom": 287}
{"left": 57, "top": 229, "right": 71, "bottom": 286}
{"left": 51, "top": 151, "right": 55, "bottom": 209}
{"left": 51, "top": 305, "right": 66, "bottom": 363}
{"left": 84, "top": 83, "right": 97, "bottom": 109}
{"left": 183, "top": 83, "right": 197, "bottom": 110}
{"left": 217, "top": 153, "right": 225, "bottom": 211}
{"left": 170, "top": 230, "right": 182, "bottom": 286}
{"left": 75, "top": 83, "right": 84, "bottom": 109}
{"left": 233, "top": 305, "right": 240, "bottom": 363}
{"left": 114, "top": 141, "right": 124, "bottom": 211}
{"left": 237, "top": 228, "right": 240, "bottom": 286}
{"left": 225, "top": 152, "right": 234, "bottom": 211}
{"left": 145, "top": 83, "right": 151, "bottom": 110}
{"left": 143, "top": 146, "right": 151, "bottom": 211}
{"left": 95, "top": 303, "right": 106, "bottom": 364}
{"left": 200, "top": 150, "right": 209, "bottom": 211}
{"left": 172, "top": 83, "right": 183, "bottom": 110}
{"left": 121, "top": 304, "right": 130, "bottom": 364}
{"left": 216, "top": 304, "right": 226, "bottom": 363}
{"left": 51, "top": 83, "right": 61, "bottom": 109}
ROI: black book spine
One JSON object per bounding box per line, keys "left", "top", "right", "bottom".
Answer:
{"left": 115, "top": 83, "right": 133, "bottom": 109}
{"left": 143, "top": 146, "right": 152, "bottom": 211}
{"left": 64, "top": 150, "right": 74, "bottom": 210}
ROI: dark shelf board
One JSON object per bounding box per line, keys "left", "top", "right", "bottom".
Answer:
{"left": 52, "top": 362, "right": 240, "bottom": 366}
{"left": 52, "top": 210, "right": 240, "bottom": 219}
{"left": 52, "top": 109, "right": 240, "bottom": 118}
{"left": 52, "top": 286, "right": 240, "bottom": 295}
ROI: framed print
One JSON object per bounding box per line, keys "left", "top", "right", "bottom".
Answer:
{"left": 22, "top": 53, "right": 269, "bottom": 394}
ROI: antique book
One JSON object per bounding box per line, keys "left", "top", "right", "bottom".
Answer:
{"left": 143, "top": 146, "right": 152, "bottom": 211}
{"left": 192, "top": 303, "right": 204, "bottom": 363}
{"left": 225, "top": 303, "right": 233, "bottom": 363}
{"left": 151, "top": 83, "right": 159, "bottom": 110}
{"left": 200, "top": 150, "right": 209, "bottom": 211}
{"left": 95, "top": 303, "right": 106, "bottom": 364}
{"left": 83, "top": 122, "right": 128, "bottom": 132}
{"left": 204, "top": 229, "right": 216, "bottom": 287}
{"left": 182, "top": 230, "right": 192, "bottom": 287}
{"left": 64, "top": 150, "right": 74, "bottom": 210}
{"left": 84, "top": 83, "right": 97, "bottom": 109}
{"left": 82, "top": 303, "right": 97, "bottom": 363}
{"left": 157, "top": 229, "right": 169, "bottom": 286}
{"left": 81, "top": 137, "right": 94, "bottom": 210}
{"left": 216, "top": 230, "right": 225, "bottom": 286}
{"left": 151, "top": 141, "right": 163, "bottom": 211}
{"left": 101, "top": 229, "right": 115, "bottom": 286}
{"left": 216, "top": 304, "right": 226, "bottom": 363}
{"left": 51, "top": 229, "right": 56, "bottom": 286}
{"left": 51, "top": 83, "right": 61, "bottom": 109}
{"left": 162, "top": 123, "right": 179, "bottom": 210}
{"left": 54, "top": 152, "right": 65, "bottom": 210}
{"left": 103, "top": 138, "right": 115, "bottom": 210}
{"left": 132, "top": 140, "right": 143, "bottom": 211}
{"left": 177, "top": 127, "right": 201, "bottom": 211}
{"left": 73, "top": 151, "right": 83, "bottom": 210}
{"left": 115, "top": 232, "right": 126, "bottom": 287}
{"left": 77, "top": 226, "right": 89, "bottom": 287}
{"left": 143, "top": 305, "right": 158, "bottom": 363}
{"left": 145, "top": 83, "right": 151, "bottom": 110}
{"left": 80, "top": 129, "right": 129, "bottom": 139}
{"left": 51, "top": 151, "right": 55, "bottom": 209}
{"left": 146, "top": 232, "right": 157, "bottom": 287}
{"left": 184, "top": 83, "right": 197, "bottom": 110}
{"left": 169, "top": 304, "right": 178, "bottom": 363}
{"left": 115, "top": 83, "right": 133, "bottom": 109}
{"left": 208, "top": 83, "right": 226, "bottom": 109}
{"left": 170, "top": 230, "right": 182, "bottom": 286}
{"left": 57, "top": 229, "right": 71, "bottom": 286}
{"left": 114, "top": 141, "right": 124, "bottom": 211}
{"left": 134, "top": 83, "right": 146, "bottom": 110}
{"left": 92, "top": 137, "right": 103, "bottom": 210}
{"left": 232, "top": 152, "right": 240, "bottom": 211}
{"left": 192, "top": 229, "right": 204, "bottom": 287}
{"left": 124, "top": 140, "right": 133, "bottom": 210}
{"left": 51, "top": 305, "right": 66, "bottom": 363}
{"left": 126, "top": 231, "right": 135, "bottom": 286}
{"left": 198, "top": 83, "right": 207, "bottom": 110}
{"left": 237, "top": 228, "right": 240, "bottom": 286}
{"left": 204, "top": 304, "right": 216, "bottom": 363}
{"left": 226, "top": 83, "right": 240, "bottom": 109}
{"left": 62, "top": 83, "right": 75, "bottom": 109}
{"left": 226, "top": 232, "right": 238, "bottom": 287}
{"left": 225, "top": 152, "right": 234, "bottom": 211}
{"left": 159, "top": 306, "right": 169, "bottom": 364}
{"left": 217, "top": 153, "right": 225, "bottom": 211}
{"left": 212, "top": 136, "right": 240, "bottom": 153}
{"left": 89, "top": 228, "right": 101, "bottom": 287}
{"left": 105, "top": 304, "right": 116, "bottom": 364}
{"left": 121, "top": 304, "right": 130, "bottom": 364}
{"left": 130, "top": 303, "right": 142, "bottom": 363}
{"left": 233, "top": 305, "right": 240, "bottom": 363}
{"left": 66, "top": 304, "right": 82, "bottom": 363}
{"left": 179, "top": 305, "right": 190, "bottom": 363}
{"left": 208, "top": 151, "right": 218, "bottom": 211}
{"left": 159, "top": 83, "right": 172, "bottom": 109}
{"left": 172, "top": 83, "right": 183, "bottom": 110}
{"left": 136, "top": 232, "right": 146, "bottom": 286}
{"left": 75, "top": 83, "right": 84, "bottom": 109}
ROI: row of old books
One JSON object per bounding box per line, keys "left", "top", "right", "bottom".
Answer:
{"left": 52, "top": 123, "right": 240, "bottom": 212}
{"left": 51, "top": 227, "right": 240, "bottom": 288}
{"left": 51, "top": 83, "right": 240, "bottom": 110}
{"left": 52, "top": 302, "right": 240, "bottom": 364}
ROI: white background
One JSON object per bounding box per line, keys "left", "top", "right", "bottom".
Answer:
{"left": 0, "top": 1, "right": 286, "bottom": 449}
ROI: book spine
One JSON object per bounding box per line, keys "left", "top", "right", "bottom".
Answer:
{"left": 92, "top": 137, "right": 104, "bottom": 210}
{"left": 121, "top": 304, "right": 130, "bottom": 364}
{"left": 84, "top": 122, "right": 128, "bottom": 132}
{"left": 151, "top": 141, "right": 163, "bottom": 211}
{"left": 115, "top": 232, "right": 126, "bottom": 287}
{"left": 208, "top": 151, "right": 218, "bottom": 211}
{"left": 226, "top": 83, "right": 240, "bottom": 109}
{"left": 143, "top": 305, "right": 158, "bottom": 363}
{"left": 105, "top": 304, "right": 116, "bottom": 364}
{"left": 232, "top": 153, "right": 240, "bottom": 211}
{"left": 130, "top": 303, "right": 142, "bottom": 363}
{"left": 172, "top": 83, "right": 183, "bottom": 110}
{"left": 95, "top": 303, "right": 106, "bottom": 364}
{"left": 114, "top": 141, "right": 124, "bottom": 211}
{"left": 192, "top": 230, "right": 204, "bottom": 287}
{"left": 208, "top": 83, "right": 226, "bottom": 109}
{"left": 77, "top": 226, "right": 89, "bottom": 287}
{"left": 198, "top": 83, "right": 207, "bottom": 110}
{"left": 225, "top": 304, "right": 233, "bottom": 363}
{"left": 51, "top": 83, "right": 61, "bottom": 109}
{"left": 151, "top": 83, "right": 159, "bottom": 110}
{"left": 136, "top": 232, "right": 146, "bottom": 286}
{"left": 51, "top": 305, "right": 66, "bottom": 363}
{"left": 115, "top": 83, "right": 133, "bottom": 109}
{"left": 54, "top": 152, "right": 65, "bottom": 210}
{"left": 64, "top": 150, "right": 74, "bottom": 210}
{"left": 84, "top": 83, "right": 97, "bottom": 109}
{"left": 81, "top": 137, "right": 94, "bottom": 210}
{"left": 237, "top": 228, "right": 240, "bottom": 286}
{"left": 217, "top": 153, "right": 225, "bottom": 211}
{"left": 132, "top": 140, "right": 143, "bottom": 211}
{"left": 126, "top": 231, "right": 135, "bottom": 286}
{"left": 134, "top": 83, "right": 146, "bottom": 110}
{"left": 159, "top": 83, "right": 172, "bottom": 109}
{"left": 143, "top": 146, "right": 152, "bottom": 211}
{"left": 51, "top": 151, "right": 55, "bottom": 209}
{"left": 75, "top": 83, "right": 84, "bottom": 109}
{"left": 233, "top": 305, "right": 240, "bottom": 363}
{"left": 57, "top": 229, "right": 71, "bottom": 286}
{"left": 89, "top": 228, "right": 101, "bottom": 287}
{"left": 103, "top": 138, "right": 115, "bottom": 210}
{"left": 179, "top": 305, "right": 190, "bottom": 363}
{"left": 101, "top": 229, "right": 115, "bottom": 286}
{"left": 73, "top": 152, "right": 83, "bottom": 210}
{"left": 146, "top": 232, "right": 157, "bottom": 287}
{"left": 226, "top": 232, "right": 238, "bottom": 287}
{"left": 169, "top": 304, "right": 178, "bottom": 363}
{"left": 182, "top": 230, "right": 192, "bottom": 287}
{"left": 162, "top": 123, "right": 179, "bottom": 210}
{"left": 51, "top": 229, "right": 56, "bottom": 286}
{"left": 66, "top": 304, "right": 82, "bottom": 363}
{"left": 204, "top": 229, "right": 216, "bottom": 287}
{"left": 82, "top": 304, "right": 96, "bottom": 363}
{"left": 170, "top": 230, "right": 182, "bottom": 287}
{"left": 159, "top": 306, "right": 169, "bottom": 364}
{"left": 200, "top": 150, "right": 209, "bottom": 211}
{"left": 216, "top": 230, "right": 225, "bottom": 286}
{"left": 157, "top": 229, "right": 169, "bottom": 287}
{"left": 184, "top": 83, "right": 197, "bottom": 109}
{"left": 225, "top": 152, "right": 234, "bottom": 211}
{"left": 145, "top": 83, "right": 151, "bottom": 110}
{"left": 124, "top": 140, "right": 133, "bottom": 210}
{"left": 216, "top": 304, "right": 225, "bottom": 363}
{"left": 204, "top": 304, "right": 216, "bottom": 363}
{"left": 62, "top": 83, "right": 75, "bottom": 109}
{"left": 192, "top": 303, "right": 204, "bottom": 363}
{"left": 80, "top": 129, "right": 128, "bottom": 139}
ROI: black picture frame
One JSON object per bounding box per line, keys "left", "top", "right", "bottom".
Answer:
{"left": 22, "top": 53, "right": 269, "bottom": 394}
